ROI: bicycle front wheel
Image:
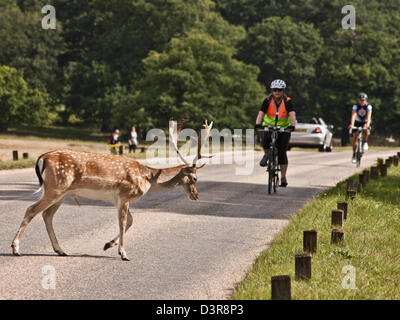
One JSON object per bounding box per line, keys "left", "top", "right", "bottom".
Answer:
{"left": 268, "top": 151, "right": 274, "bottom": 194}
{"left": 273, "top": 155, "right": 279, "bottom": 193}
{"left": 356, "top": 145, "right": 362, "bottom": 167}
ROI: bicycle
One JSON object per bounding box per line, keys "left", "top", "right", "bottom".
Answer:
{"left": 350, "top": 126, "right": 365, "bottom": 167}
{"left": 257, "top": 125, "right": 291, "bottom": 194}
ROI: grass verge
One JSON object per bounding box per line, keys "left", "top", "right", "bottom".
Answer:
{"left": 231, "top": 163, "right": 400, "bottom": 300}
{"left": 0, "top": 158, "right": 37, "bottom": 170}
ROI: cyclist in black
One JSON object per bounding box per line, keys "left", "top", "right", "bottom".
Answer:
{"left": 349, "top": 92, "right": 372, "bottom": 163}
{"left": 255, "top": 79, "right": 296, "bottom": 187}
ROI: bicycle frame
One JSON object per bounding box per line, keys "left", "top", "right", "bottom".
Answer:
{"left": 260, "top": 125, "right": 288, "bottom": 194}
{"left": 352, "top": 127, "right": 364, "bottom": 167}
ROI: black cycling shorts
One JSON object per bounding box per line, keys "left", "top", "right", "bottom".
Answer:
{"left": 262, "top": 131, "right": 291, "bottom": 165}
{"left": 352, "top": 121, "right": 370, "bottom": 134}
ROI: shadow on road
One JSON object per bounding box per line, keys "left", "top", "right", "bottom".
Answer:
{"left": 1, "top": 181, "right": 325, "bottom": 220}
{"left": 0, "top": 252, "right": 116, "bottom": 260}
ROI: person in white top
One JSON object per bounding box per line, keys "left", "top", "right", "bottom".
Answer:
{"left": 128, "top": 126, "right": 138, "bottom": 153}
{"left": 349, "top": 93, "right": 372, "bottom": 163}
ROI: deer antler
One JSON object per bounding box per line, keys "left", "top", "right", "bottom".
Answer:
{"left": 169, "top": 118, "right": 189, "bottom": 164}
{"left": 193, "top": 120, "right": 213, "bottom": 166}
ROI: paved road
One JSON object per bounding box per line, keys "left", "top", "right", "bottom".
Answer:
{"left": 0, "top": 149, "right": 397, "bottom": 299}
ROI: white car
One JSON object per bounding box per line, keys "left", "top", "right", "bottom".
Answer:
{"left": 289, "top": 117, "right": 334, "bottom": 152}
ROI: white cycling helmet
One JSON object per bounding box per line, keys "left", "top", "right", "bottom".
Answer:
{"left": 358, "top": 92, "right": 368, "bottom": 100}
{"left": 270, "top": 79, "right": 286, "bottom": 89}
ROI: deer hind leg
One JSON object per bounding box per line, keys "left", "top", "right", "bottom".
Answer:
{"left": 42, "top": 198, "right": 67, "bottom": 256}
{"left": 118, "top": 202, "right": 130, "bottom": 261}
{"left": 104, "top": 209, "right": 133, "bottom": 251}
{"left": 11, "top": 191, "right": 63, "bottom": 256}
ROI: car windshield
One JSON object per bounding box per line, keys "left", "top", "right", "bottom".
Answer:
{"left": 296, "top": 116, "right": 321, "bottom": 125}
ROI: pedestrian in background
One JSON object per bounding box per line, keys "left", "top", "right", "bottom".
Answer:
{"left": 128, "top": 126, "right": 138, "bottom": 153}
{"left": 108, "top": 129, "right": 121, "bottom": 154}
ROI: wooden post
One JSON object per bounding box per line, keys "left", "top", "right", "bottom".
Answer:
{"left": 393, "top": 156, "right": 399, "bottom": 167}
{"left": 346, "top": 179, "right": 354, "bottom": 191}
{"left": 332, "top": 209, "right": 344, "bottom": 227}
{"left": 356, "top": 182, "right": 362, "bottom": 193}
{"left": 271, "top": 275, "right": 291, "bottom": 300}
{"left": 346, "top": 189, "right": 356, "bottom": 200}
{"left": 370, "top": 166, "right": 378, "bottom": 179}
{"left": 295, "top": 253, "right": 312, "bottom": 280}
{"left": 358, "top": 173, "right": 365, "bottom": 188}
{"left": 118, "top": 145, "right": 124, "bottom": 155}
{"left": 331, "top": 229, "right": 345, "bottom": 244}
{"left": 22, "top": 152, "right": 29, "bottom": 159}
{"left": 12, "top": 150, "right": 18, "bottom": 161}
{"left": 380, "top": 164, "right": 387, "bottom": 177}
{"left": 303, "top": 230, "right": 318, "bottom": 253}
{"left": 363, "top": 169, "right": 369, "bottom": 183}
{"left": 337, "top": 201, "right": 348, "bottom": 220}
{"left": 377, "top": 163, "right": 382, "bottom": 177}
{"left": 385, "top": 158, "right": 391, "bottom": 168}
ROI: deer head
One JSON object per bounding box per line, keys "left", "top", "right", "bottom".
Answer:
{"left": 180, "top": 165, "right": 199, "bottom": 200}
{"left": 168, "top": 119, "right": 213, "bottom": 200}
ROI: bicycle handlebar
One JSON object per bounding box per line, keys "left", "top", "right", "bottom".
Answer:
{"left": 349, "top": 126, "right": 369, "bottom": 134}
{"left": 256, "top": 126, "right": 292, "bottom": 133}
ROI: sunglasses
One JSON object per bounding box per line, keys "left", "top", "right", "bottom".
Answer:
{"left": 272, "top": 89, "right": 284, "bottom": 92}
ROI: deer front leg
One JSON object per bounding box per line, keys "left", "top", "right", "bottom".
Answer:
{"left": 42, "top": 198, "right": 67, "bottom": 256}
{"left": 118, "top": 202, "right": 130, "bottom": 261}
{"left": 104, "top": 209, "right": 133, "bottom": 251}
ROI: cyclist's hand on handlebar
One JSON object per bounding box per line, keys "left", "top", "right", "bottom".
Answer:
{"left": 288, "top": 125, "right": 295, "bottom": 132}
{"left": 255, "top": 124, "right": 262, "bottom": 130}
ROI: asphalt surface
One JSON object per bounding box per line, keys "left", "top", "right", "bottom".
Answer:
{"left": 0, "top": 149, "right": 397, "bottom": 299}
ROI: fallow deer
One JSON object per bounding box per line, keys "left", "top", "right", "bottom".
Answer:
{"left": 11, "top": 120, "right": 213, "bottom": 261}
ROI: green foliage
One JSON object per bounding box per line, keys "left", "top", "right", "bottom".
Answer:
{"left": 1, "top": 0, "right": 399, "bottom": 136}
{"left": 131, "top": 31, "right": 264, "bottom": 130}
{"left": 237, "top": 16, "right": 323, "bottom": 111}
{"left": 0, "top": 2, "right": 65, "bottom": 96}
{"left": 0, "top": 65, "right": 49, "bottom": 131}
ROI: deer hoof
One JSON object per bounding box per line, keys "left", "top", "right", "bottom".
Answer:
{"left": 121, "top": 256, "right": 130, "bottom": 261}
{"left": 11, "top": 244, "right": 20, "bottom": 256}
{"left": 56, "top": 251, "right": 68, "bottom": 256}
{"left": 104, "top": 241, "right": 114, "bottom": 251}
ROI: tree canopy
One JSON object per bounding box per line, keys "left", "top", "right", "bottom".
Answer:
{"left": 0, "top": 0, "right": 399, "bottom": 136}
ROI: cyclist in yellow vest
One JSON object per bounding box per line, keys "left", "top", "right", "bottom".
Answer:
{"left": 255, "top": 79, "right": 296, "bottom": 187}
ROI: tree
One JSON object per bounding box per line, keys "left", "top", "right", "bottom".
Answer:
{"left": 237, "top": 16, "right": 323, "bottom": 113}
{"left": 130, "top": 30, "right": 264, "bottom": 131}
{"left": 0, "top": 65, "right": 49, "bottom": 132}
{"left": 0, "top": 3, "right": 65, "bottom": 96}
{"left": 63, "top": 61, "right": 121, "bottom": 131}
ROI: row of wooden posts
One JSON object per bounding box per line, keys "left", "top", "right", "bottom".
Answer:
{"left": 271, "top": 152, "right": 400, "bottom": 300}
{"left": 12, "top": 151, "right": 29, "bottom": 161}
